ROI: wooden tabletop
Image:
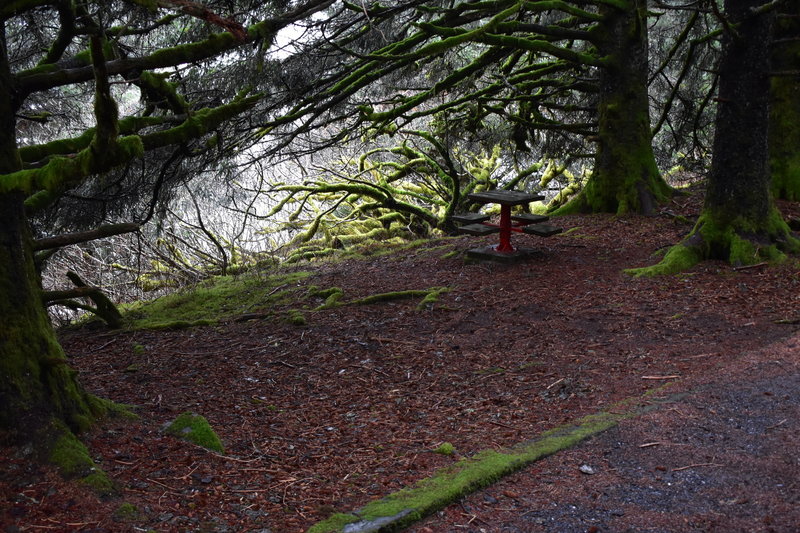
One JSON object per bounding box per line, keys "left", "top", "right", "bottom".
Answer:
{"left": 467, "top": 190, "right": 544, "bottom": 206}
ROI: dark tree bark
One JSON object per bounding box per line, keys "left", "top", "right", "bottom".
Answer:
{"left": 769, "top": 3, "right": 800, "bottom": 200}
{"left": 0, "top": 31, "right": 118, "bottom": 486}
{"left": 558, "top": 0, "right": 671, "bottom": 215}
{"left": 0, "top": 189, "right": 120, "bottom": 489}
{"left": 630, "top": 0, "right": 799, "bottom": 276}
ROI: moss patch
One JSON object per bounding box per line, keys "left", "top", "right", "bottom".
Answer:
{"left": 113, "top": 502, "right": 142, "bottom": 523}
{"left": 164, "top": 412, "right": 225, "bottom": 453}
{"left": 433, "top": 442, "right": 456, "bottom": 456}
{"left": 46, "top": 421, "right": 116, "bottom": 496}
{"left": 123, "top": 271, "right": 311, "bottom": 330}
{"left": 285, "top": 309, "right": 307, "bottom": 325}
{"left": 627, "top": 208, "right": 800, "bottom": 277}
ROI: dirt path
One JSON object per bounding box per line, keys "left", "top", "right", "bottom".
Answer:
{"left": 408, "top": 334, "right": 800, "bottom": 533}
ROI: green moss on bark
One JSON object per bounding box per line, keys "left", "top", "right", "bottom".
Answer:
{"left": 769, "top": 75, "right": 800, "bottom": 201}
{"left": 554, "top": 0, "right": 671, "bottom": 215}
{"left": 769, "top": 5, "right": 800, "bottom": 201}
{"left": 45, "top": 421, "right": 116, "bottom": 496}
{"left": 627, "top": 208, "right": 800, "bottom": 277}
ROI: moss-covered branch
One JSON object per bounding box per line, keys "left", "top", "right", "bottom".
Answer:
{"left": 19, "top": 116, "right": 171, "bottom": 164}
{"left": 18, "top": 93, "right": 259, "bottom": 210}
{"left": 16, "top": 0, "right": 336, "bottom": 95}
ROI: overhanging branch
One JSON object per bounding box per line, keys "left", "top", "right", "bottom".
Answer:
{"left": 33, "top": 222, "right": 140, "bottom": 251}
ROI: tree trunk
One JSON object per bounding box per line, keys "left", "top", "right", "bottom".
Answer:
{"left": 769, "top": 4, "right": 800, "bottom": 200}
{"left": 629, "top": 0, "right": 799, "bottom": 276}
{"left": 0, "top": 191, "right": 118, "bottom": 485}
{"left": 558, "top": 0, "right": 671, "bottom": 215}
{"left": 0, "top": 30, "right": 116, "bottom": 491}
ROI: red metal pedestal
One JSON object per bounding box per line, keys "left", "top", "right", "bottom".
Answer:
{"left": 496, "top": 205, "right": 514, "bottom": 253}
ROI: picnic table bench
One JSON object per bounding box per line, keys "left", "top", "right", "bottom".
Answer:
{"left": 450, "top": 190, "right": 563, "bottom": 262}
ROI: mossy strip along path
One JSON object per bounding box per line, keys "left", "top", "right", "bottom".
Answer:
{"left": 308, "top": 387, "right": 684, "bottom": 533}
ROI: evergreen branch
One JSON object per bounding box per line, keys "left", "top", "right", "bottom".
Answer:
{"left": 651, "top": 28, "right": 722, "bottom": 138}
{"left": 649, "top": 10, "right": 699, "bottom": 85}
{"left": 15, "top": 0, "right": 336, "bottom": 95}
{"left": 15, "top": 95, "right": 259, "bottom": 208}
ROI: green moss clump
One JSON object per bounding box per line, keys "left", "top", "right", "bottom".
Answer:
{"left": 80, "top": 471, "right": 117, "bottom": 497}
{"left": 433, "top": 442, "right": 456, "bottom": 456}
{"left": 309, "top": 287, "right": 345, "bottom": 310}
{"left": 164, "top": 412, "right": 225, "bottom": 453}
{"left": 285, "top": 309, "right": 307, "bottom": 325}
{"left": 113, "top": 502, "right": 142, "bottom": 523}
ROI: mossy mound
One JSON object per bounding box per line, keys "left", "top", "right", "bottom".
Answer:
{"left": 164, "top": 412, "right": 225, "bottom": 453}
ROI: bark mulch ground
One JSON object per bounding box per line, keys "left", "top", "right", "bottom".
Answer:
{"left": 2, "top": 187, "right": 799, "bottom": 533}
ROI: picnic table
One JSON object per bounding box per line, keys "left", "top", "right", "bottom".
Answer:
{"left": 450, "top": 189, "right": 563, "bottom": 262}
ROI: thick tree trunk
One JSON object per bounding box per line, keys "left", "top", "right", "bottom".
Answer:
{"left": 0, "top": 191, "right": 120, "bottom": 492}
{"left": 558, "top": 0, "right": 671, "bottom": 215}
{"left": 0, "top": 192, "right": 118, "bottom": 483}
{"left": 769, "top": 4, "right": 800, "bottom": 201}
{"left": 0, "top": 31, "right": 116, "bottom": 491}
{"left": 629, "top": 0, "right": 799, "bottom": 276}
{"left": 0, "top": 193, "right": 88, "bottom": 435}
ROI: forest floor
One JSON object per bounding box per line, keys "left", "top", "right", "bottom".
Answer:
{"left": 2, "top": 186, "right": 800, "bottom": 533}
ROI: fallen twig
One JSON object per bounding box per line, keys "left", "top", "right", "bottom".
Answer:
{"left": 732, "top": 262, "right": 767, "bottom": 271}
{"left": 269, "top": 360, "right": 298, "bottom": 369}
{"left": 766, "top": 419, "right": 787, "bottom": 431}
{"left": 672, "top": 462, "right": 723, "bottom": 472}
{"left": 489, "top": 420, "right": 516, "bottom": 430}
{"left": 642, "top": 375, "right": 680, "bottom": 380}
{"left": 146, "top": 477, "right": 180, "bottom": 491}
{"left": 680, "top": 352, "right": 719, "bottom": 361}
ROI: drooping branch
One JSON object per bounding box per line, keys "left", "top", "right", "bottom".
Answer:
{"left": 37, "top": 0, "right": 77, "bottom": 65}
{"left": 145, "top": 0, "right": 247, "bottom": 41}
{"left": 42, "top": 272, "right": 123, "bottom": 328}
{"left": 33, "top": 222, "right": 140, "bottom": 251}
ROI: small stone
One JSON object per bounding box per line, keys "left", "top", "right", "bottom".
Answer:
{"left": 579, "top": 464, "right": 596, "bottom": 475}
